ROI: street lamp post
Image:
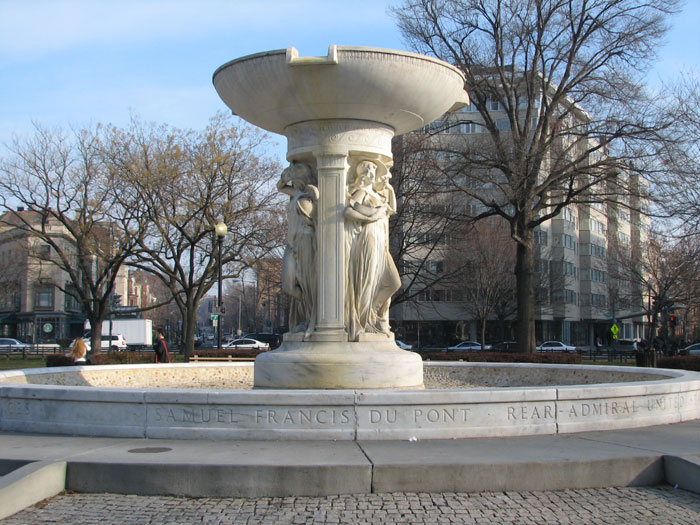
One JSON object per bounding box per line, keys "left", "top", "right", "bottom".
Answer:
{"left": 237, "top": 295, "right": 242, "bottom": 337}
{"left": 215, "top": 222, "right": 228, "bottom": 351}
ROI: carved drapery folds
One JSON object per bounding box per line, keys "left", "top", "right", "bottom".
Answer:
{"left": 344, "top": 160, "right": 400, "bottom": 341}
{"left": 278, "top": 162, "right": 319, "bottom": 338}
{"left": 278, "top": 158, "right": 400, "bottom": 343}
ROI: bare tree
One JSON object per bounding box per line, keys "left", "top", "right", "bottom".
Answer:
{"left": 0, "top": 124, "right": 148, "bottom": 354}
{"left": 109, "top": 114, "right": 284, "bottom": 356}
{"left": 452, "top": 218, "right": 516, "bottom": 348}
{"left": 656, "top": 74, "right": 700, "bottom": 233}
{"left": 390, "top": 133, "right": 472, "bottom": 306}
{"left": 610, "top": 231, "right": 700, "bottom": 354}
{"left": 391, "top": 0, "right": 680, "bottom": 352}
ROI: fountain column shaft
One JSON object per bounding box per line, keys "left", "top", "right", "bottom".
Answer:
{"left": 312, "top": 153, "right": 348, "bottom": 341}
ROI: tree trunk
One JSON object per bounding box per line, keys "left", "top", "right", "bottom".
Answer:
{"left": 177, "top": 292, "right": 199, "bottom": 359}
{"left": 182, "top": 309, "right": 197, "bottom": 358}
{"left": 514, "top": 224, "right": 536, "bottom": 354}
{"left": 480, "top": 317, "right": 487, "bottom": 350}
{"left": 89, "top": 319, "right": 103, "bottom": 357}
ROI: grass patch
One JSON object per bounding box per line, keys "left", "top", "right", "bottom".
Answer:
{"left": 0, "top": 356, "right": 50, "bottom": 370}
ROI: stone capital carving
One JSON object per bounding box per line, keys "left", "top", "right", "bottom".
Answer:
{"left": 286, "top": 120, "right": 394, "bottom": 158}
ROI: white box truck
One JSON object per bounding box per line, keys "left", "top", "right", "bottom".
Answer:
{"left": 85, "top": 319, "right": 153, "bottom": 348}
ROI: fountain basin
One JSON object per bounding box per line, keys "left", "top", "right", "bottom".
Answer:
{"left": 213, "top": 45, "right": 468, "bottom": 136}
{"left": 1, "top": 363, "right": 698, "bottom": 441}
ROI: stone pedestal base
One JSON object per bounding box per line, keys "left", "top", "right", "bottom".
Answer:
{"left": 253, "top": 340, "right": 424, "bottom": 389}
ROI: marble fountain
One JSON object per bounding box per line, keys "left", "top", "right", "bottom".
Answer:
{"left": 0, "top": 46, "right": 698, "bottom": 441}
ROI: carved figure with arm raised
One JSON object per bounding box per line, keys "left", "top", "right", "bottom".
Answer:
{"left": 278, "top": 162, "right": 319, "bottom": 339}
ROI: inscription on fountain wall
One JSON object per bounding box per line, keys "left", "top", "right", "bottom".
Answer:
{"left": 507, "top": 404, "right": 555, "bottom": 421}
{"left": 143, "top": 390, "right": 700, "bottom": 432}
{"left": 365, "top": 403, "right": 556, "bottom": 428}
{"left": 151, "top": 406, "right": 353, "bottom": 427}
{"left": 367, "top": 407, "right": 472, "bottom": 425}
{"left": 563, "top": 393, "right": 695, "bottom": 420}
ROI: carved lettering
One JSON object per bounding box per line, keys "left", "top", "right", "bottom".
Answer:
{"left": 569, "top": 400, "right": 640, "bottom": 418}
{"left": 411, "top": 407, "right": 470, "bottom": 424}
{"left": 253, "top": 408, "right": 351, "bottom": 426}
{"left": 507, "top": 405, "right": 554, "bottom": 421}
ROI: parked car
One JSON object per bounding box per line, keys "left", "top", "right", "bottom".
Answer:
{"left": 682, "top": 343, "right": 700, "bottom": 356}
{"left": 395, "top": 340, "right": 413, "bottom": 350}
{"left": 536, "top": 341, "right": 577, "bottom": 353}
{"left": 445, "top": 341, "right": 492, "bottom": 352}
{"left": 243, "top": 333, "right": 282, "bottom": 349}
{"left": 78, "top": 334, "right": 128, "bottom": 351}
{"left": 0, "top": 338, "right": 31, "bottom": 352}
{"left": 492, "top": 341, "right": 518, "bottom": 352}
{"left": 615, "top": 339, "right": 638, "bottom": 352}
{"left": 223, "top": 338, "right": 270, "bottom": 350}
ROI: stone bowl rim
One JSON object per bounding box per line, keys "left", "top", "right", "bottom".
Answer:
{"left": 212, "top": 45, "right": 466, "bottom": 83}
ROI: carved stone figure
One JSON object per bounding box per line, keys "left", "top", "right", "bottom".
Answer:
{"left": 344, "top": 160, "right": 401, "bottom": 341}
{"left": 278, "top": 162, "right": 318, "bottom": 337}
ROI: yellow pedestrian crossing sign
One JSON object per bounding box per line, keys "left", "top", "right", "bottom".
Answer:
{"left": 610, "top": 323, "right": 619, "bottom": 340}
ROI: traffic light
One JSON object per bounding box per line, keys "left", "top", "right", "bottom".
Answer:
{"left": 670, "top": 315, "right": 677, "bottom": 326}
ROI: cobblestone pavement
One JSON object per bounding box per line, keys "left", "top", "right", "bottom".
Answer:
{"left": 3, "top": 486, "right": 700, "bottom": 524}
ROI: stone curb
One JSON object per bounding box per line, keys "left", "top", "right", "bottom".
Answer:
{"left": 664, "top": 454, "right": 700, "bottom": 494}
{"left": 0, "top": 461, "right": 66, "bottom": 520}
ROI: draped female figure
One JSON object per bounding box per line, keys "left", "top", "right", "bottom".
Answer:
{"left": 278, "top": 162, "right": 318, "bottom": 337}
{"left": 344, "top": 160, "right": 401, "bottom": 341}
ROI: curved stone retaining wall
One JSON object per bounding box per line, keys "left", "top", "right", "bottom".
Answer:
{"left": 0, "top": 363, "right": 698, "bottom": 441}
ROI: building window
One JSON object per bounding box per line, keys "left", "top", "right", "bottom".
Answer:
{"left": 592, "top": 294, "right": 607, "bottom": 307}
{"left": 427, "top": 260, "right": 445, "bottom": 274}
{"left": 418, "top": 288, "right": 447, "bottom": 302}
{"left": 580, "top": 268, "right": 606, "bottom": 282}
{"left": 35, "top": 286, "right": 54, "bottom": 310}
{"left": 552, "top": 288, "right": 577, "bottom": 305}
{"left": 496, "top": 118, "right": 511, "bottom": 131}
{"left": 552, "top": 260, "right": 577, "bottom": 278}
{"left": 454, "top": 121, "right": 484, "bottom": 134}
{"left": 582, "top": 242, "right": 606, "bottom": 258}
{"left": 64, "top": 286, "right": 81, "bottom": 312}
{"left": 562, "top": 233, "right": 576, "bottom": 251}
{"left": 534, "top": 229, "right": 548, "bottom": 246}
{"left": 562, "top": 207, "right": 576, "bottom": 224}
{"left": 487, "top": 98, "right": 503, "bottom": 111}
{"left": 534, "top": 259, "right": 548, "bottom": 273}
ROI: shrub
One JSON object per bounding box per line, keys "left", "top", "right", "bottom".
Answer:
{"left": 657, "top": 356, "right": 700, "bottom": 372}
{"left": 46, "top": 354, "right": 75, "bottom": 367}
{"left": 90, "top": 351, "right": 154, "bottom": 365}
{"left": 418, "top": 351, "right": 581, "bottom": 364}
{"left": 187, "top": 348, "right": 267, "bottom": 361}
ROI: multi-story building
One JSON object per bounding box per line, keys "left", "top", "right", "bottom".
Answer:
{"left": 0, "top": 209, "right": 128, "bottom": 344}
{"left": 390, "top": 95, "right": 649, "bottom": 348}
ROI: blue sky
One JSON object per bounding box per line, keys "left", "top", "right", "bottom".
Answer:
{"left": 1, "top": 0, "right": 698, "bottom": 163}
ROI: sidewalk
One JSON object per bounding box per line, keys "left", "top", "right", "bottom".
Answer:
{"left": 0, "top": 420, "right": 699, "bottom": 500}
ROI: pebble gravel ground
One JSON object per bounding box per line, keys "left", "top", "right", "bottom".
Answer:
{"left": 3, "top": 486, "right": 700, "bottom": 524}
